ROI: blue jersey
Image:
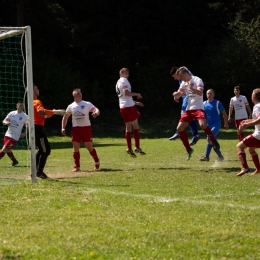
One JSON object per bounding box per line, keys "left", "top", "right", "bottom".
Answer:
{"left": 203, "top": 99, "right": 225, "bottom": 125}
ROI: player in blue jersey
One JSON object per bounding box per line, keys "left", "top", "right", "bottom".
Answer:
{"left": 169, "top": 66, "right": 200, "bottom": 145}
{"left": 199, "top": 89, "right": 229, "bottom": 161}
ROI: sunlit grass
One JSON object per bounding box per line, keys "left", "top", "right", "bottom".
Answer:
{"left": 0, "top": 129, "right": 260, "bottom": 259}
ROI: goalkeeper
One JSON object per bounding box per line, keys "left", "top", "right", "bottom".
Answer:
{"left": 33, "top": 84, "right": 65, "bottom": 179}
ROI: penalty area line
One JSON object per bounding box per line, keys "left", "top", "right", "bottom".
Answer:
{"left": 86, "top": 189, "right": 260, "bottom": 211}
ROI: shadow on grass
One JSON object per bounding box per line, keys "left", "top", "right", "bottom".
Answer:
{"left": 50, "top": 142, "right": 125, "bottom": 149}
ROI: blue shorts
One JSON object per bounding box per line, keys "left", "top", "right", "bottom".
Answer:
{"left": 207, "top": 122, "right": 220, "bottom": 141}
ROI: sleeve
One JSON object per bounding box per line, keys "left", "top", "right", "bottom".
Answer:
{"left": 255, "top": 106, "right": 260, "bottom": 118}
{"left": 243, "top": 96, "right": 249, "bottom": 105}
{"left": 196, "top": 78, "right": 204, "bottom": 90}
{"left": 229, "top": 98, "right": 233, "bottom": 107}
{"left": 35, "top": 100, "right": 54, "bottom": 116}
{"left": 121, "top": 79, "right": 130, "bottom": 91}
{"left": 4, "top": 112, "right": 12, "bottom": 121}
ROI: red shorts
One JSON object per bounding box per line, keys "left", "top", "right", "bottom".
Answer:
{"left": 3, "top": 136, "right": 17, "bottom": 150}
{"left": 179, "top": 109, "right": 206, "bottom": 123}
{"left": 242, "top": 134, "right": 260, "bottom": 148}
{"left": 234, "top": 118, "right": 247, "bottom": 129}
{"left": 71, "top": 126, "right": 92, "bottom": 143}
{"left": 120, "top": 106, "right": 140, "bottom": 123}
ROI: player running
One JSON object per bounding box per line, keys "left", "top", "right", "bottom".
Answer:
{"left": 199, "top": 89, "right": 228, "bottom": 162}
{"left": 0, "top": 101, "right": 28, "bottom": 166}
{"left": 173, "top": 67, "right": 220, "bottom": 160}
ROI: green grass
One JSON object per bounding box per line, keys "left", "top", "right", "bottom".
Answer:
{"left": 0, "top": 129, "right": 260, "bottom": 259}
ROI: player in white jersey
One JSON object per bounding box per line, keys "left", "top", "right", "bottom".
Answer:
{"left": 173, "top": 67, "right": 220, "bottom": 160}
{"left": 228, "top": 86, "right": 252, "bottom": 141}
{"left": 116, "top": 68, "right": 146, "bottom": 158}
{"left": 61, "top": 88, "right": 100, "bottom": 172}
{"left": 236, "top": 88, "right": 260, "bottom": 176}
{"left": 0, "top": 101, "right": 28, "bottom": 166}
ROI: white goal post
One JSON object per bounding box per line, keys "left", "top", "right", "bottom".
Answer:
{"left": 0, "top": 26, "right": 37, "bottom": 183}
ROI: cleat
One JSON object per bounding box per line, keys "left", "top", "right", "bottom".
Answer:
{"left": 251, "top": 169, "right": 260, "bottom": 175}
{"left": 94, "top": 161, "right": 100, "bottom": 170}
{"left": 11, "top": 160, "right": 19, "bottom": 166}
{"left": 72, "top": 167, "right": 80, "bottom": 172}
{"left": 134, "top": 148, "right": 146, "bottom": 155}
{"left": 186, "top": 148, "right": 194, "bottom": 161}
{"left": 216, "top": 156, "right": 224, "bottom": 162}
{"left": 199, "top": 156, "right": 209, "bottom": 161}
{"left": 189, "top": 134, "right": 200, "bottom": 146}
{"left": 36, "top": 172, "right": 49, "bottom": 179}
{"left": 127, "top": 149, "right": 137, "bottom": 158}
{"left": 212, "top": 140, "right": 220, "bottom": 150}
{"left": 169, "top": 132, "right": 179, "bottom": 141}
{"left": 236, "top": 168, "right": 250, "bottom": 177}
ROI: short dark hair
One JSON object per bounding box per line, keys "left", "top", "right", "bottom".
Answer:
{"left": 17, "top": 100, "right": 24, "bottom": 104}
{"left": 170, "top": 66, "right": 179, "bottom": 75}
{"left": 234, "top": 86, "right": 240, "bottom": 91}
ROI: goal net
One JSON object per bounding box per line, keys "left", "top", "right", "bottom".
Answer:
{"left": 0, "top": 27, "right": 36, "bottom": 183}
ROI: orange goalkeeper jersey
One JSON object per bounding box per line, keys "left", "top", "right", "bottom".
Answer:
{"left": 34, "top": 99, "right": 54, "bottom": 126}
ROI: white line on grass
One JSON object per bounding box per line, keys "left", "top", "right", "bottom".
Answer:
{"left": 86, "top": 189, "right": 260, "bottom": 211}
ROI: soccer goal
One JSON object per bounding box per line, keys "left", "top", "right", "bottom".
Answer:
{"left": 0, "top": 26, "right": 36, "bottom": 183}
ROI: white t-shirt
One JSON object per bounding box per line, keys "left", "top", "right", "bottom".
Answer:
{"left": 178, "top": 76, "right": 204, "bottom": 110}
{"left": 66, "top": 100, "right": 95, "bottom": 127}
{"left": 252, "top": 102, "right": 260, "bottom": 140}
{"left": 116, "top": 77, "right": 135, "bottom": 108}
{"left": 229, "top": 95, "right": 249, "bottom": 120}
{"left": 4, "top": 111, "right": 28, "bottom": 141}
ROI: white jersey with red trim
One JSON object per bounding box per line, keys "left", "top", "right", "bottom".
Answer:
{"left": 116, "top": 77, "right": 135, "bottom": 108}
{"left": 179, "top": 76, "right": 204, "bottom": 110}
{"left": 229, "top": 95, "right": 249, "bottom": 120}
{"left": 252, "top": 102, "right": 260, "bottom": 140}
{"left": 66, "top": 100, "right": 95, "bottom": 127}
{"left": 5, "top": 111, "right": 28, "bottom": 141}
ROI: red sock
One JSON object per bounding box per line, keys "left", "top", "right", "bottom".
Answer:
{"left": 7, "top": 152, "right": 16, "bottom": 162}
{"left": 125, "top": 132, "right": 132, "bottom": 150}
{"left": 203, "top": 126, "right": 216, "bottom": 142}
{"left": 178, "top": 130, "right": 191, "bottom": 152}
{"left": 238, "top": 150, "right": 248, "bottom": 169}
{"left": 73, "top": 152, "right": 80, "bottom": 168}
{"left": 250, "top": 151, "right": 260, "bottom": 170}
{"left": 90, "top": 148, "right": 99, "bottom": 162}
{"left": 134, "top": 129, "right": 140, "bottom": 149}
{"left": 0, "top": 151, "right": 5, "bottom": 159}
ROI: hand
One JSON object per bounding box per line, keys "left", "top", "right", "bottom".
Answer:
{"left": 61, "top": 129, "right": 66, "bottom": 136}
{"left": 53, "top": 109, "right": 66, "bottom": 116}
{"left": 136, "top": 93, "right": 142, "bottom": 99}
{"left": 224, "top": 123, "right": 229, "bottom": 130}
{"left": 92, "top": 109, "right": 100, "bottom": 118}
{"left": 135, "top": 102, "right": 144, "bottom": 107}
{"left": 173, "top": 92, "right": 180, "bottom": 103}
{"left": 228, "top": 117, "right": 231, "bottom": 123}
{"left": 38, "top": 110, "right": 46, "bottom": 116}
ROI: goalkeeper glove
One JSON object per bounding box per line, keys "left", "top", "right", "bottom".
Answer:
{"left": 53, "top": 109, "right": 66, "bottom": 116}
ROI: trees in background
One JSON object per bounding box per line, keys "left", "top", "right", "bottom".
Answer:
{"left": 1, "top": 0, "right": 260, "bottom": 119}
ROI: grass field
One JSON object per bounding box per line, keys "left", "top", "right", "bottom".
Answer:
{"left": 0, "top": 128, "right": 260, "bottom": 259}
